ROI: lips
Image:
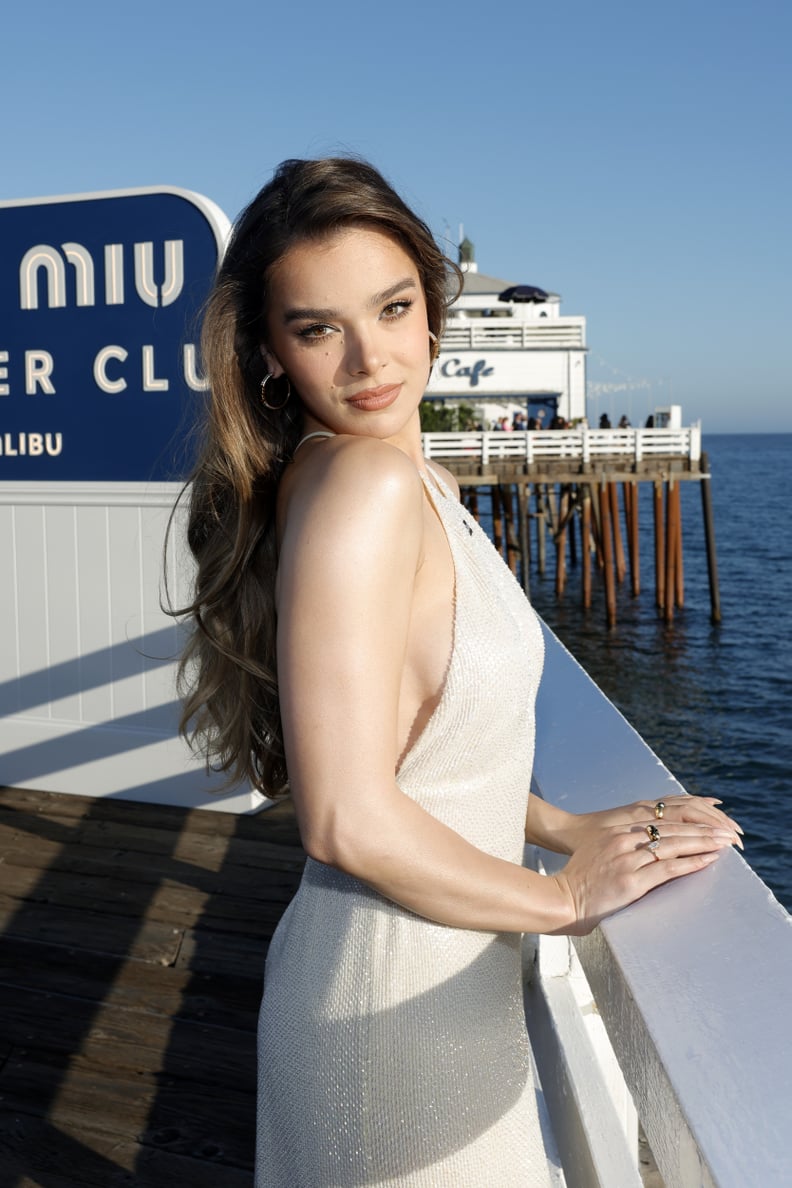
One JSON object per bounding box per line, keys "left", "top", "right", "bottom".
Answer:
{"left": 345, "top": 383, "right": 402, "bottom": 412}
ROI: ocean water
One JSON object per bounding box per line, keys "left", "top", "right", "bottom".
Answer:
{"left": 519, "top": 433, "right": 792, "bottom": 910}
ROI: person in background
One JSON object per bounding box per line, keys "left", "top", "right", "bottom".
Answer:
{"left": 175, "top": 156, "right": 743, "bottom": 1187}
{"left": 618, "top": 414, "right": 631, "bottom": 428}
{"left": 599, "top": 412, "right": 612, "bottom": 429}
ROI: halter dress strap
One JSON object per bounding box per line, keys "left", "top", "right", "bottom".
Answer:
{"left": 293, "top": 430, "right": 336, "bottom": 454}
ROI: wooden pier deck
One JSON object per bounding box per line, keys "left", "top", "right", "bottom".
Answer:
{"left": 0, "top": 786, "right": 304, "bottom": 1188}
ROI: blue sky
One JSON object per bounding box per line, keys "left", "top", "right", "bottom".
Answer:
{"left": 2, "top": 0, "right": 790, "bottom": 431}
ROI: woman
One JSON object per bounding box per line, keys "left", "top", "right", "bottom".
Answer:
{"left": 178, "top": 158, "right": 742, "bottom": 1187}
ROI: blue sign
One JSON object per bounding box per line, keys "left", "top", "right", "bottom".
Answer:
{"left": 0, "top": 187, "right": 229, "bottom": 481}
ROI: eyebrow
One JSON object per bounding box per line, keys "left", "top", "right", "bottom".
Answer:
{"left": 282, "top": 276, "right": 417, "bottom": 324}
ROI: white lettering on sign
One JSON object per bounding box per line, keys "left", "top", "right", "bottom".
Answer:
{"left": 0, "top": 343, "right": 204, "bottom": 396}
{"left": 62, "top": 243, "right": 95, "bottom": 305}
{"left": 134, "top": 241, "right": 184, "bottom": 307}
{"left": 94, "top": 346, "right": 128, "bottom": 393}
{"left": 439, "top": 358, "right": 495, "bottom": 387}
{"left": 92, "top": 343, "right": 202, "bottom": 394}
{"left": 183, "top": 344, "right": 208, "bottom": 391}
{"left": 142, "top": 345, "right": 169, "bottom": 392}
{"left": 25, "top": 351, "right": 56, "bottom": 395}
{"left": 0, "top": 432, "right": 62, "bottom": 457}
{"left": 104, "top": 244, "right": 124, "bottom": 305}
{"left": 19, "top": 247, "right": 66, "bottom": 308}
{"left": 19, "top": 240, "right": 185, "bottom": 310}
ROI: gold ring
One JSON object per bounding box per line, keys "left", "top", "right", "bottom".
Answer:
{"left": 654, "top": 801, "right": 666, "bottom": 819}
{"left": 645, "top": 824, "right": 661, "bottom": 842}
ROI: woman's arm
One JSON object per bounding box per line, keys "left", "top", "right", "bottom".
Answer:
{"left": 277, "top": 438, "right": 737, "bottom": 937}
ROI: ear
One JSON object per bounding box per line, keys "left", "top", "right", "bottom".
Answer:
{"left": 259, "top": 343, "right": 285, "bottom": 379}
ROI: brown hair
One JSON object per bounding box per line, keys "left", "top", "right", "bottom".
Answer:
{"left": 175, "top": 157, "right": 462, "bottom": 795}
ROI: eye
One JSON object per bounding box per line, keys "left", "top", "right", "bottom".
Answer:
{"left": 381, "top": 298, "right": 413, "bottom": 321}
{"left": 297, "top": 323, "right": 336, "bottom": 342}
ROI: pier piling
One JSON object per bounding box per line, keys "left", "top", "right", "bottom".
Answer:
{"left": 536, "top": 488, "right": 547, "bottom": 576}
{"left": 664, "top": 479, "right": 680, "bottom": 623}
{"left": 609, "top": 482, "right": 627, "bottom": 585}
{"left": 699, "top": 452, "right": 722, "bottom": 624}
{"left": 654, "top": 480, "right": 666, "bottom": 612}
{"left": 581, "top": 485, "right": 593, "bottom": 609}
{"left": 599, "top": 482, "right": 618, "bottom": 628}
{"left": 555, "top": 487, "right": 569, "bottom": 597}
{"left": 624, "top": 481, "right": 641, "bottom": 597}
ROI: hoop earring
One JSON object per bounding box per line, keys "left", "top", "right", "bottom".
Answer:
{"left": 429, "top": 331, "right": 440, "bottom": 364}
{"left": 260, "top": 373, "right": 290, "bottom": 411}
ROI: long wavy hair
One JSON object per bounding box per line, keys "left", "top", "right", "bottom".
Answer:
{"left": 175, "top": 157, "right": 462, "bottom": 796}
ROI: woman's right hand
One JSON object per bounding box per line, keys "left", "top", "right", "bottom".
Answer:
{"left": 550, "top": 820, "right": 740, "bottom": 935}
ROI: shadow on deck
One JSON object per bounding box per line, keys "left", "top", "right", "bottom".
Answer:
{"left": 0, "top": 786, "right": 304, "bottom": 1188}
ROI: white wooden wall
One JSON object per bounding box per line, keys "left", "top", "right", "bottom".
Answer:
{"left": 0, "top": 482, "right": 264, "bottom": 812}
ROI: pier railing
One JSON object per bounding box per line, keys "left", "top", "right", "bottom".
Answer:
{"left": 525, "top": 623, "right": 792, "bottom": 1186}
{"left": 421, "top": 426, "right": 701, "bottom": 466}
{"left": 440, "top": 320, "right": 586, "bottom": 350}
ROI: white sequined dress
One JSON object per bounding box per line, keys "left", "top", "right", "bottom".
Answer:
{"left": 256, "top": 471, "right": 550, "bottom": 1186}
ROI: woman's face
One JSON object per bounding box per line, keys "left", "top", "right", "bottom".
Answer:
{"left": 262, "top": 225, "right": 432, "bottom": 444}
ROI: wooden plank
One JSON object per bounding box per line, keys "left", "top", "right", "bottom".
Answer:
{"left": 0, "top": 984, "right": 256, "bottom": 1091}
{"left": 175, "top": 926, "right": 272, "bottom": 978}
{"left": 0, "top": 786, "right": 301, "bottom": 845}
{"left": 0, "top": 1110, "right": 255, "bottom": 1187}
{"left": 0, "top": 860, "right": 297, "bottom": 934}
{"left": 0, "top": 937, "right": 262, "bottom": 1031}
{"left": 0, "top": 1050, "right": 255, "bottom": 1167}
{"left": 0, "top": 814, "right": 304, "bottom": 869}
{"left": 0, "top": 902, "right": 183, "bottom": 964}
{"left": 0, "top": 821, "right": 305, "bottom": 880}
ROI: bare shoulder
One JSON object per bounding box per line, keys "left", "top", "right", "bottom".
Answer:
{"left": 289, "top": 434, "right": 423, "bottom": 508}
{"left": 279, "top": 435, "right": 425, "bottom": 551}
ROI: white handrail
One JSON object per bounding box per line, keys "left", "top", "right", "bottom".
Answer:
{"left": 421, "top": 428, "right": 697, "bottom": 464}
{"left": 441, "top": 321, "right": 586, "bottom": 350}
{"left": 526, "top": 624, "right": 792, "bottom": 1186}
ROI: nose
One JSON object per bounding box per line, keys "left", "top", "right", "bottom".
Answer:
{"left": 343, "top": 325, "right": 385, "bottom": 377}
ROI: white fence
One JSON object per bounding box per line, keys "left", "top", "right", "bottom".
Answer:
{"left": 526, "top": 624, "right": 792, "bottom": 1186}
{"left": 441, "top": 321, "right": 586, "bottom": 350}
{"left": 422, "top": 426, "right": 701, "bottom": 465}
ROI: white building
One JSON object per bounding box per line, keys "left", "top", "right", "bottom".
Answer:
{"left": 426, "top": 240, "right": 587, "bottom": 427}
